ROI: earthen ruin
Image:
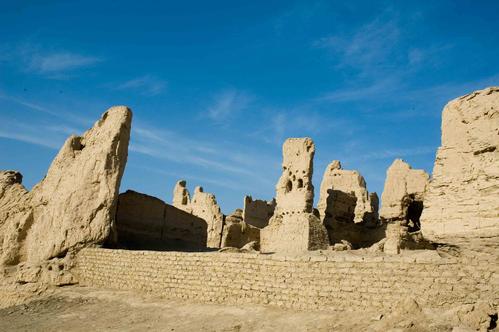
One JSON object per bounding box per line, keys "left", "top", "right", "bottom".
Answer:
{"left": 243, "top": 196, "right": 276, "bottom": 229}
{"left": 421, "top": 87, "right": 499, "bottom": 245}
{"left": 0, "top": 88, "right": 498, "bottom": 331}
{"left": 172, "top": 180, "right": 192, "bottom": 213}
{"left": 1, "top": 106, "right": 131, "bottom": 266}
{"left": 317, "top": 160, "right": 382, "bottom": 248}
{"left": 173, "top": 182, "right": 224, "bottom": 248}
{"left": 114, "top": 190, "right": 207, "bottom": 250}
{"left": 380, "top": 159, "right": 430, "bottom": 253}
{"left": 220, "top": 209, "right": 260, "bottom": 249}
{"left": 260, "top": 138, "right": 329, "bottom": 253}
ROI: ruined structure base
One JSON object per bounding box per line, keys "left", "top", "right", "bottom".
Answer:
{"left": 260, "top": 213, "right": 329, "bottom": 253}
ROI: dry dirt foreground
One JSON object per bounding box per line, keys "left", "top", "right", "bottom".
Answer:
{"left": 0, "top": 285, "right": 488, "bottom": 332}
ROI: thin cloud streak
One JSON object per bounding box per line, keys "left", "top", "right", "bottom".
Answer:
{"left": 131, "top": 124, "right": 275, "bottom": 186}
{"left": 2, "top": 43, "right": 103, "bottom": 78}
{"left": 313, "top": 10, "right": 408, "bottom": 104}
{"left": 130, "top": 142, "right": 262, "bottom": 179}
{"left": 250, "top": 109, "right": 350, "bottom": 146}
{"left": 0, "top": 108, "right": 90, "bottom": 150}
{"left": 28, "top": 52, "right": 101, "bottom": 74}
{"left": 313, "top": 8, "right": 458, "bottom": 113}
{"left": 114, "top": 75, "right": 166, "bottom": 96}
{"left": 207, "top": 89, "right": 252, "bottom": 121}
{"left": 0, "top": 118, "right": 66, "bottom": 150}
{"left": 0, "top": 93, "right": 60, "bottom": 117}
{"left": 319, "top": 77, "right": 400, "bottom": 103}
{"left": 401, "top": 74, "right": 499, "bottom": 104}
{"left": 133, "top": 123, "right": 276, "bottom": 168}
{"left": 318, "top": 73, "right": 499, "bottom": 113}
{"left": 314, "top": 16, "right": 400, "bottom": 75}
{"left": 349, "top": 146, "right": 436, "bottom": 162}
{"left": 0, "top": 130, "right": 59, "bottom": 149}
{"left": 0, "top": 93, "right": 93, "bottom": 125}
{"left": 135, "top": 165, "right": 248, "bottom": 192}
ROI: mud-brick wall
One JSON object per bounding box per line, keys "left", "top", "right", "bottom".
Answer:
{"left": 115, "top": 190, "right": 207, "bottom": 250}
{"left": 75, "top": 248, "right": 498, "bottom": 311}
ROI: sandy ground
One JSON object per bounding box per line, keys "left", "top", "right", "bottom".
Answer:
{"left": 0, "top": 286, "right": 495, "bottom": 332}
{"left": 0, "top": 286, "right": 379, "bottom": 332}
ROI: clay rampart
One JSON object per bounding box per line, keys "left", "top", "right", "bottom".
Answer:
{"left": 75, "top": 248, "right": 498, "bottom": 311}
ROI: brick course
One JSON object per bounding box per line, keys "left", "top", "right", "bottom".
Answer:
{"left": 75, "top": 248, "right": 498, "bottom": 311}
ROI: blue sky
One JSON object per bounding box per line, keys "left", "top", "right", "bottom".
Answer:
{"left": 1, "top": 1, "right": 499, "bottom": 214}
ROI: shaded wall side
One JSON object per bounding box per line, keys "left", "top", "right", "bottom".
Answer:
{"left": 115, "top": 191, "right": 207, "bottom": 250}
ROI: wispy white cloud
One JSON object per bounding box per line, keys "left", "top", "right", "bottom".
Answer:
{"left": 313, "top": 8, "right": 447, "bottom": 76}
{"left": 0, "top": 117, "right": 69, "bottom": 150}
{"left": 319, "top": 77, "right": 400, "bottom": 103}
{"left": 378, "top": 73, "right": 499, "bottom": 118}
{"left": 314, "top": 16, "right": 400, "bottom": 75}
{"left": 114, "top": 75, "right": 166, "bottom": 96}
{"left": 317, "top": 69, "right": 499, "bottom": 114}
{"left": 407, "top": 44, "right": 453, "bottom": 67}
{"left": 28, "top": 52, "right": 101, "bottom": 74}
{"left": 0, "top": 92, "right": 93, "bottom": 125}
{"left": 0, "top": 129, "right": 59, "bottom": 149}
{"left": 130, "top": 124, "right": 275, "bottom": 186}
{"left": 0, "top": 93, "right": 60, "bottom": 117}
{"left": 133, "top": 165, "right": 248, "bottom": 192}
{"left": 401, "top": 74, "right": 499, "bottom": 104}
{"left": 130, "top": 143, "right": 258, "bottom": 177}
{"left": 265, "top": 111, "right": 327, "bottom": 145}
{"left": 311, "top": 11, "right": 408, "bottom": 113}
{"left": 313, "top": 8, "right": 455, "bottom": 112}
{"left": 251, "top": 108, "right": 351, "bottom": 146}
{"left": 407, "top": 48, "right": 425, "bottom": 66}
{"left": 6, "top": 43, "right": 103, "bottom": 78}
{"left": 268, "top": 112, "right": 286, "bottom": 145}
{"left": 349, "top": 146, "right": 436, "bottom": 162}
{"left": 206, "top": 89, "right": 252, "bottom": 121}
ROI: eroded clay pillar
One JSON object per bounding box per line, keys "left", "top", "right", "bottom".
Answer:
{"left": 260, "top": 138, "right": 329, "bottom": 253}
{"left": 380, "top": 159, "right": 429, "bottom": 253}
{"left": 191, "top": 186, "right": 224, "bottom": 248}
{"left": 172, "top": 180, "right": 192, "bottom": 213}
{"left": 172, "top": 181, "right": 224, "bottom": 248}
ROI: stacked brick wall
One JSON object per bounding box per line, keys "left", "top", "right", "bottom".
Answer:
{"left": 75, "top": 248, "right": 498, "bottom": 311}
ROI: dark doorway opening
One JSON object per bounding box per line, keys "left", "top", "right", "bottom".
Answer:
{"left": 406, "top": 199, "right": 423, "bottom": 232}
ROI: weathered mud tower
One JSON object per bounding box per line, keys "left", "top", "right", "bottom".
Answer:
{"left": 260, "top": 138, "right": 329, "bottom": 253}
